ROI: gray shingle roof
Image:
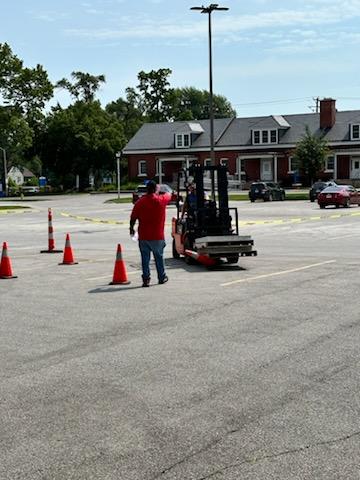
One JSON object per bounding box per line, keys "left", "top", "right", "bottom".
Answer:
{"left": 123, "top": 110, "right": 360, "bottom": 152}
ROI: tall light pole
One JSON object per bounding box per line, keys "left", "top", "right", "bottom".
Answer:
{"left": 116, "top": 151, "right": 121, "bottom": 200}
{"left": 0, "top": 147, "right": 8, "bottom": 197}
{"left": 191, "top": 4, "right": 228, "bottom": 166}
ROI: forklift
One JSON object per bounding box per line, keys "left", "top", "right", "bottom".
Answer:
{"left": 171, "top": 164, "right": 257, "bottom": 265}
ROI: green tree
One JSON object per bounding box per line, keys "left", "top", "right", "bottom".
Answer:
{"left": 56, "top": 71, "right": 106, "bottom": 103}
{"left": 170, "top": 86, "right": 236, "bottom": 120}
{"left": 136, "top": 68, "right": 173, "bottom": 122}
{"left": 0, "top": 107, "right": 33, "bottom": 163}
{"left": 0, "top": 43, "right": 53, "bottom": 117}
{"left": 293, "top": 126, "right": 330, "bottom": 184}
{"left": 42, "top": 101, "right": 125, "bottom": 189}
{"left": 105, "top": 88, "right": 144, "bottom": 141}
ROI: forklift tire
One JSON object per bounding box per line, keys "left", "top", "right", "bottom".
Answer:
{"left": 172, "top": 239, "right": 180, "bottom": 259}
{"left": 226, "top": 255, "right": 239, "bottom": 264}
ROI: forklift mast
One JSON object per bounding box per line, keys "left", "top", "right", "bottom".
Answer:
{"left": 184, "top": 164, "right": 234, "bottom": 237}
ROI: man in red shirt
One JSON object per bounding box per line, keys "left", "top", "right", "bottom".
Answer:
{"left": 130, "top": 180, "right": 171, "bottom": 287}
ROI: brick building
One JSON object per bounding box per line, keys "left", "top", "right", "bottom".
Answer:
{"left": 123, "top": 98, "right": 360, "bottom": 187}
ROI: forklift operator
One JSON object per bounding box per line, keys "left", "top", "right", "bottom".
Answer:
{"left": 180, "top": 183, "right": 209, "bottom": 220}
{"left": 180, "top": 183, "right": 197, "bottom": 220}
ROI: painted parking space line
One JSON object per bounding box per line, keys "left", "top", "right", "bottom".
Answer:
{"left": 221, "top": 260, "right": 336, "bottom": 287}
{"left": 61, "top": 212, "right": 125, "bottom": 225}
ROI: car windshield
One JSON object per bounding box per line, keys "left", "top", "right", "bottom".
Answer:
{"left": 321, "top": 186, "right": 342, "bottom": 193}
{"left": 312, "top": 182, "right": 326, "bottom": 189}
{"left": 136, "top": 186, "right": 147, "bottom": 193}
{"left": 251, "top": 183, "right": 265, "bottom": 190}
{"left": 159, "top": 184, "right": 172, "bottom": 193}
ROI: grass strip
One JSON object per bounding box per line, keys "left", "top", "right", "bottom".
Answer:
{"left": 0, "top": 205, "right": 30, "bottom": 210}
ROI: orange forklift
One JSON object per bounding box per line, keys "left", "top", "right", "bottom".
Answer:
{"left": 171, "top": 164, "right": 257, "bottom": 266}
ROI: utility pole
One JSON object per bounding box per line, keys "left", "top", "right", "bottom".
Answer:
{"left": 191, "top": 4, "right": 229, "bottom": 166}
{"left": 116, "top": 151, "right": 121, "bottom": 200}
{"left": 0, "top": 147, "right": 8, "bottom": 197}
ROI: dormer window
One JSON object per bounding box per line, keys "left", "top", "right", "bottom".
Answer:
{"left": 350, "top": 124, "right": 360, "bottom": 140}
{"left": 252, "top": 129, "right": 278, "bottom": 145}
{"left": 175, "top": 133, "right": 191, "bottom": 148}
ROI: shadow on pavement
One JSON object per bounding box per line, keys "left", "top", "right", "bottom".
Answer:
{"left": 88, "top": 285, "right": 143, "bottom": 293}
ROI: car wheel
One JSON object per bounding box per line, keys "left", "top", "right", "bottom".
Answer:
{"left": 310, "top": 198, "right": 315, "bottom": 203}
{"left": 172, "top": 238, "right": 180, "bottom": 259}
{"left": 344, "top": 199, "right": 350, "bottom": 208}
{"left": 226, "top": 255, "right": 239, "bottom": 264}
{"left": 335, "top": 204, "right": 339, "bottom": 208}
{"left": 281, "top": 193, "right": 285, "bottom": 201}
{"left": 250, "top": 199, "right": 255, "bottom": 203}
{"left": 319, "top": 203, "right": 325, "bottom": 209}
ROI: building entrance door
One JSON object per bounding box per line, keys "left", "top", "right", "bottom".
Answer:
{"left": 261, "top": 158, "right": 273, "bottom": 181}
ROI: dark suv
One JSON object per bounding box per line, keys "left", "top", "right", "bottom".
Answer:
{"left": 249, "top": 182, "right": 285, "bottom": 202}
{"left": 309, "top": 180, "right": 337, "bottom": 202}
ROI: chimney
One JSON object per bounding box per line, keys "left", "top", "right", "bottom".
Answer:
{"left": 320, "top": 98, "right": 336, "bottom": 129}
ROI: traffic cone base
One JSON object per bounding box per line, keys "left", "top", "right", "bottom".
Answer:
{"left": 109, "top": 244, "right": 131, "bottom": 285}
{"left": 41, "top": 249, "right": 63, "bottom": 253}
{"left": 0, "top": 242, "right": 17, "bottom": 279}
{"left": 59, "top": 234, "right": 78, "bottom": 265}
{"left": 184, "top": 249, "right": 217, "bottom": 267}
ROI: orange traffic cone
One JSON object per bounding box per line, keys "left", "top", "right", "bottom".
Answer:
{"left": 184, "top": 249, "right": 217, "bottom": 267}
{"left": 0, "top": 242, "right": 18, "bottom": 279}
{"left": 109, "top": 244, "right": 130, "bottom": 285}
{"left": 59, "top": 233, "right": 78, "bottom": 265}
{"left": 41, "top": 208, "right": 63, "bottom": 253}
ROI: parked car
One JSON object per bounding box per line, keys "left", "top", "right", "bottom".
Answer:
{"left": 317, "top": 185, "right": 360, "bottom": 208}
{"left": 309, "top": 180, "right": 337, "bottom": 202}
{"left": 132, "top": 183, "right": 181, "bottom": 204}
{"left": 249, "top": 182, "right": 285, "bottom": 202}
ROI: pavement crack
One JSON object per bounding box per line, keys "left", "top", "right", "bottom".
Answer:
{"left": 195, "top": 430, "right": 360, "bottom": 480}
{"left": 150, "top": 436, "right": 223, "bottom": 480}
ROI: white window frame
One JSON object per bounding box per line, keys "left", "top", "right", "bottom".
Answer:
{"left": 220, "top": 158, "right": 229, "bottom": 167}
{"left": 155, "top": 159, "right": 165, "bottom": 176}
{"left": 288, "top": 156, "right": 300, "bottom": 174}
{"left": 350, "top": 124, "right": 360, "bottom": 141}
{"left": 138, "top": 160, "right": 147, "bottom": 177}
{"left": 252, "top": 129, "right": 278, "bottom": 145}
{"left": 325, "top": 155, "right": 335, "bottom": 172}
{"left": 175, "top": 133, "right": 191, "bottom": 148}
{"left": 204, "top": 159, "right": 212, "bottom": 167}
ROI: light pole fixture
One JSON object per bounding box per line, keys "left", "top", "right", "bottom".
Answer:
{"left": 0, "top": 146, "right": 8, "bottom": 197}
{"left": 191, "top": 4, "right": 229, "bottom": 166}
{"left": 116, "top": 151, "right": 121, "bottom": 200}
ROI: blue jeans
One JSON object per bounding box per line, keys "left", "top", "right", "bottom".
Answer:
{"left": 139, "top": 240, "right": 166, "bottom": 281}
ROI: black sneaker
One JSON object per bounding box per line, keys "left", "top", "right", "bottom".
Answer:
{"left": 159, "top": 275, "right": 169, "bottom": 285}
{"left": 142, "top": 277, "right": 150, "bottom": 287}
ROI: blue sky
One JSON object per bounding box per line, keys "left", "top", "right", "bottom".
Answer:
{"left": 2, "top": 0, "right": 360, "bottom": 117}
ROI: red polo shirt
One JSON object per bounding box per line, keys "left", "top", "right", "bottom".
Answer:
{"left": 130, "top": 192, "right": 171, "bottom": 240}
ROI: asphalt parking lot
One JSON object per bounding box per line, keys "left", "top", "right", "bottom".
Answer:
{"left": 1, "top": 194, "right": 360, "bottom": 480}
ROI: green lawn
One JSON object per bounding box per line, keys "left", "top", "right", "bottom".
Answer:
{"left": 106, "top": 193, "right": 309, "bottom": 204}
{"left": 229, "top": 192, "right": 309, "bottom": 201}
{"left": 0, "top": 205, "right": 30, "bottom": 210}
{"left": 105, "top": 197, "right": 133, "bottom": 204}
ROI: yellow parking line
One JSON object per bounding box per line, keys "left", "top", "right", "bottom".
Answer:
{"left": 221, "top": 260, "right": 336, "bottom": 287}
{"left": 60, "top": 212, "right": 125, "bottom": 225}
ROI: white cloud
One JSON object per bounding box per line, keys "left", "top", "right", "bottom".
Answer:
{"left": 64, "top": 1, "right": 360, "bottom": 42}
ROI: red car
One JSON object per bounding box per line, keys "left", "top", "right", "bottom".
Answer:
{"left": 317, "top": 185, "right": 360, "bottom": 209}
{"left": 132, "top": 183, "right": 181, "bottom": 204}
